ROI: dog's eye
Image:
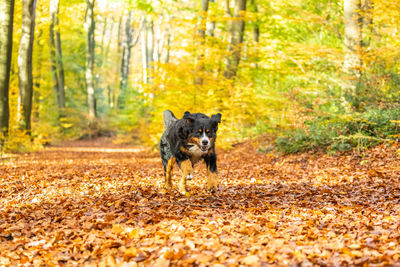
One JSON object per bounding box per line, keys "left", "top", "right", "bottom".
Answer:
{"left": 206, "top": 129, "right": 209, "bottom": 133}
{"left": 198, "top": 129, "right": 202, "bottom": 133}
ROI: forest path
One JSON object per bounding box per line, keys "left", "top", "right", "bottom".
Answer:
{"left": 1, "top": 139, "right": 400, "bottom": 265}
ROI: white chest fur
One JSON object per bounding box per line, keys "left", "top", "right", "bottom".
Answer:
{"left": 187, "top": 144, "right": 208, "bottom": 164}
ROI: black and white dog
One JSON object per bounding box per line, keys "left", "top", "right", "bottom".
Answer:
{"left": 160, "top": 110, "right": 221, "bottom": 195}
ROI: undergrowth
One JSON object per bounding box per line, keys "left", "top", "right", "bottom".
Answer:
{"left": 275, "top": 105, "right": 400, "bottom": 154}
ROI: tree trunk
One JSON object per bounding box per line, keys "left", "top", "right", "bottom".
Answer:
{"left": 194, "top": 0, "right": 209, "bottom": 85}
{"left": 104, "top": 18, "right": 113, "bottom": 59}
{"left": 0, "top": 0, "right": 14, "bottom": 135}
{"left": 18, "top": 0, "right": 37, "bottom": 132}
{"left": 165, "top": 18, "right": 171, "bottom": 64}
{"left": 206, "top": 0, "right": 216, "bottom": 37}
{"left": 344, "top": 0, "right": 363, "bottom": 108}
{"left": 49, "top": 0, "right": 65, "bottom": 113}
{"left": 344, "top": 0, "right": 362, "bottom": 78}
{"left": 33, "top": 28, "right": 42, "bottom": 123}
{"left": 249, "top": 0, "right": 259, "bottom": 43}
{"left": 248, "top": 0, "right": 259, "bottom": 68}
{"left": 117, "top": 16, "right": 122, "bottom": 53}
{"left": 100, "top": 17, "right": 107, "bottom": 59}
{"left": 153, "top": 16, "right": 161, "bottom": 63}
{"left": 85, "top": 0, "right": 96, "bottom": 121}
{"left": 141, "top": 15, "right": 154, "bottom": 84}
{"left": 119, "top": 13, "right": 142, "bottom": 108}
{"left": 119, "top": 11, "right": 133, "bottom": 107}
{"left": 111, "top": 16, "right": 123, "bottom": 110}
{"left": 224, "top": 0, "right": 247, "bottom": 79}
{"left": 361, "top": 0, "right": 373, "bottom": 48}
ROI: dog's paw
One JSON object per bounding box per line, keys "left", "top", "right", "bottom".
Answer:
{"left": 161, "top": 186, "right": 171, "bottom": 194}
{"left": 162, "top": 183, "right": 172, "bottom": 193}
{"left": 186, "top": 173, "right": 193, "bottom": 180}
{"left": 178, "top": 190, "right": 191, "bottom": 197}
{"left": 208, "top": 186, "right": 217, "bottom": 194}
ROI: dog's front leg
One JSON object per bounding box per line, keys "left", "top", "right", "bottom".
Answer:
{"left": 164, "top": 157, "right": 175, "bottom": 189}
{"left": 178, "top": 159, "right": 193, "bottom": 196}
{"left": 205, "top": 153, "right": 218, "bottom": 193}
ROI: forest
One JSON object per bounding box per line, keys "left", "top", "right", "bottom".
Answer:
{"left": 1, "top": 0, "right": 400, "bottom": 265}
{"left": 0, "top": 0, "right": 398, "bottom": 152}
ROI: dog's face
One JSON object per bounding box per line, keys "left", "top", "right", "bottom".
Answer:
{"left": 183, "top": 111, "right": 221, "bottom": 152}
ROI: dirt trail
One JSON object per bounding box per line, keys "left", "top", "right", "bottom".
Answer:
{"left": 1, "top": 139, "right": 400, "bottom": 265}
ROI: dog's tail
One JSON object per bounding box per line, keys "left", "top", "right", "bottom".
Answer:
{"left": 163, "top": 110, "right": 178, "bottom": 129}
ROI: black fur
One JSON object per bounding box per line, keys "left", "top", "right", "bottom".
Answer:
{"left": 160, "top": 110, "right": 221, "bottom": 190}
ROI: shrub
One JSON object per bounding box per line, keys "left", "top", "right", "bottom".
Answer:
{"left": 275, "top": 105, "right": 400, "bottom": 154}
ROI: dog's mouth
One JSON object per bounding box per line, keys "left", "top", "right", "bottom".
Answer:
{"left": 188, "top": 143, "right": 209, "bottom": 152}
{"left": 200, "top": 145, "right": 209, "bottom": 152}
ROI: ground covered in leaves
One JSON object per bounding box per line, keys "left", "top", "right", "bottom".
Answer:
{"left": 1, "top": 139, "right": 400, "bottom": 266}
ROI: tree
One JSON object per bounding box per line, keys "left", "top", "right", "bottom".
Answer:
{"left": 141, "top": 15, "right": 154, "bottom": 84}
{"left": 344, "top": 0, "right": 375, "bottom": 108}
{"left": 194, "top": 0, "right": 209, "bottom": 85}
{"left": 344, "top": 0, "right": 362, "bottom": 80}
{"left": 248, "top": 0, "right": 259, "bottom": 43}
{"left": 18, "top": 0, "right": 37, "bottom": 132}
{"left": 206, "top": 0, "right": 216, "bottom": 37}
{"left": 0, "top": 0, "right": 15, "bottom": 134}
{"left": 49, "top": 0, "right": 66, "bottom": 113}
{"left": 84, "top": 0, "right": 96, "bottom": 121}
{"left": 224, "top": 0, "right": 247, "bottom": 79}
{"left": 119, "top": 11, "right": 141, "bottom": 108}
{"left": 362, "top": 0, "right": 373, "bottom": 47}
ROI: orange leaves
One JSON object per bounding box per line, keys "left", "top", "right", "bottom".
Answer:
{"left": 1, "top": 139, "right": 400, "bottom": 265}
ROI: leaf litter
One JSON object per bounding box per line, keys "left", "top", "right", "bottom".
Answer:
{"left": 1, "top": 139, "right": 400, "bottom": 266}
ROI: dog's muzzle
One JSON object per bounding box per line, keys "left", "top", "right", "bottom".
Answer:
{"left": 200, "top": 134, "right": 210, "bottom": 151}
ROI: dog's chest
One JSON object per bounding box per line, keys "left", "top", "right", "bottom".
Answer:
{"left": 187, "top": 144, "right": 208, "bottom": 163}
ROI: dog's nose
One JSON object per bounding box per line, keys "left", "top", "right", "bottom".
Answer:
{"left": 202, "top": 140, "right": 209, "bottom": 146}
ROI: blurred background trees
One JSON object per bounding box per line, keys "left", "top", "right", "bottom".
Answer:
{"left": 1, "top": 0, "right": 400, "bottom": 152}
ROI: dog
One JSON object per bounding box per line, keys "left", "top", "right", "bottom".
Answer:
{"left": 160, "top": 110, "right": 221, "bottom": 195}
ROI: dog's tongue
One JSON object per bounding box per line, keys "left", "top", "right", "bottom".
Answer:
{"left": 201, "top": 146, "right": 208, "bottom": 151}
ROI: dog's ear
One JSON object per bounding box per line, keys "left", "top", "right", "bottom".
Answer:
{"left": 211, "top": 113, "right": 221, "bottom": 131}
{"left": 211, "top": 113, "right": 221, "bottom": 124}
{"left": 183, "top": 111, "right": 195, "bottom": 124}
{"left": 163, "top": 110, "right": 177, "bottom": 129}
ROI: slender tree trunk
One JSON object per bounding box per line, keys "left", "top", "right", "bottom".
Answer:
{"left": 85, "top": 0, "right": 96, "bottom": 121}
{"left": 361, "top": 0, "right": 373, "bottom": 48}
{"left": 344, "top": 0, "right": 362, "bottom": 78}
{"left": 117, "top": 16, "right": 122, "bottom": 53}
{"left": 153, "top": 16, "right": 161, "bottom": 63}
{"left": 165, "top": 18, "right": 171, "bottom": 64}
{"left": 95, "top": 17, "right": 107, "bottom": 98}
{"left": 55, "top": 23, "right": 65, "bottom": 107}
{"left": 344, "top": 0, "right": 363, "bottom": 108}
{"left": 249, "top": 0, "right": 259, "bottom": 43}
{"left": 0, "top": 0, "right": 14, "bottom": 135}
{"left": 112, "top": 16, "right": 123, "bottom": 110}
{"left": 50, "top": 0, "right": 65, "bottom": 112}
{"left": 104, "top": 18, "right": 113, "bottom": 59}
{"left": 224, "top": 0, "right": 247, "bottom": 79}
{"left": 141, "top": 15, "right": 154, "bottom": 84}
{"left": 33, "top": 28, "right": 42, "bottom": 122}
{"left": 248, "top": 0, "right": 259, "bottom": 68}
{"left": 119, "top": 13, "right": 142, "bottom": 108}
{"left": 119, "top": 11, "right": 133, "bottom": 107}
{"left": 194, "top": 0, "right": 209, "bottom": 85}
{"left": 100, "top": 17, "right": 107, "bottom": 59}
{"left": 49, "top": 2, "right": 60, "bottom": 110}
{"left": 18, "top": 0, "right": 37, "bottom": 132}
{"left": 206, "top": 0, "right": 216, "bottom": 37}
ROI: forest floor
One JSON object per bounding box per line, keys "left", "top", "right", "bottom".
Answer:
{"left": 1, "top": 138, "right": 400, "bottom": 266}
